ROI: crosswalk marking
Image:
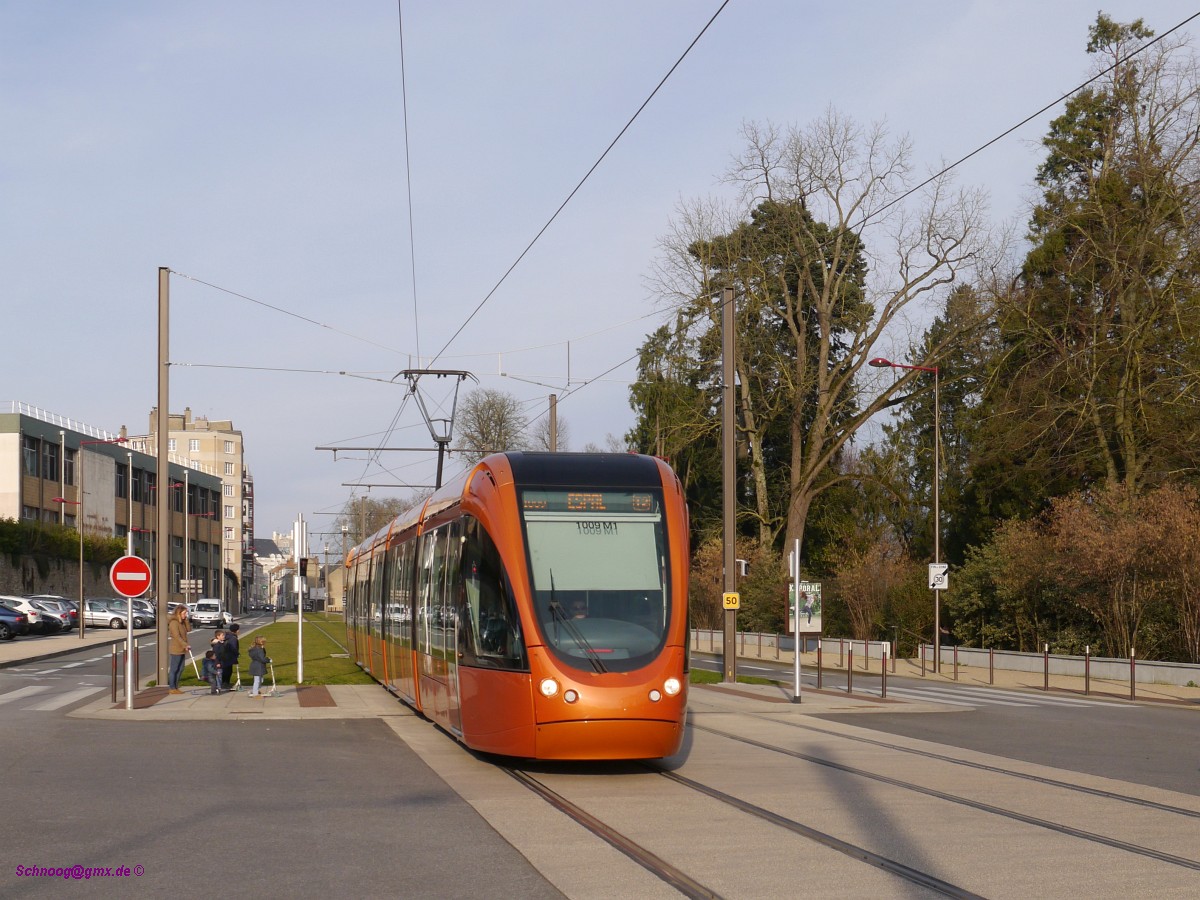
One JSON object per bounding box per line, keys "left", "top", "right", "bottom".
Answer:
{"left": 0, "top": 686, "right": 52, "bottom": 705}
{"left": 860, "top": 684, "right": 1133, "bottom": 709}
{"left": 22, "top": 687, "right": 106, "bottom": 711}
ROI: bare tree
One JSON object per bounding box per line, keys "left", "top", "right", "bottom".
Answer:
{"left": 654, "top": 110, "right": 998, "bottom": 566}
{"left": 455, "top": 388, "right": 529, "bottom": 464}
{"left": 527, "top": 413, "right": 569, "bottom": 452}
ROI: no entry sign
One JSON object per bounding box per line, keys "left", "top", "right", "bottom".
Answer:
{"left": 110, "top": 555, "right": 153, "bottom": 598}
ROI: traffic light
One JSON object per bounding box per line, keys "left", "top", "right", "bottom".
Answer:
{"left": 299, "top": 558, "right": 308, "bottom": 577}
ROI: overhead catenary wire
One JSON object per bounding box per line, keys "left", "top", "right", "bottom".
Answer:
{"left": 397, "top": 0, "right": 422, "bottom": 365}
{"left": 423, "top": 0, "right": 733, "bottom": 369}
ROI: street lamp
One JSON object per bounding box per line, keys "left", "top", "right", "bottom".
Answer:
{"left": 870, "top": 356, "right": 942, "bottom": 672}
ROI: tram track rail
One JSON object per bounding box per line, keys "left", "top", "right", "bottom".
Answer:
{"left": 750, "top": 715, "right": 1200, "bottom": 819}
{"left": 503, "top": 763, "right": 984, "bottom": 899}
{"left": 692, "top": 722, "right": 1200, "bottom": 873}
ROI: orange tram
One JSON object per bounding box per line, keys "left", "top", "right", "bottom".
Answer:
{"left": 344, "top": 451, "right": 690, "bottom": 760}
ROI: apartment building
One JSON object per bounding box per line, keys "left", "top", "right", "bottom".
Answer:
{"left": 128, "top": 407, "right": 254, "bottom": 612}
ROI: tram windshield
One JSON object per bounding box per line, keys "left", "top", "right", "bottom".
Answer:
{"left": 520, "top": 488, "right": 670, "bottom": 673}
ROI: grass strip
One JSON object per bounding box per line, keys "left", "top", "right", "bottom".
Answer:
{"left": 176, "top": 615, "right": 372, "bottom": 687}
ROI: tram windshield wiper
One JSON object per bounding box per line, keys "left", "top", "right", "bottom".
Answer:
{"left": 548, "top": 570, "right": 606, "bottom": 674}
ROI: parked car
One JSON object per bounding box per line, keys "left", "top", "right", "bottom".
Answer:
{"left": 0, "top": 595, "right": 51, "bottom": 634}
{"left": 29, "top": 600, "right": 71, "bottom": 632}
{"left": 0, "top": 602, "right": 30, "bottom": 640}
{"left": 31, "top": 597, "right": 80, "bottom": 628}
{"left": 189, "top": 600, "right": 230, "bottom": 628}
{"left": 90, "top": 599, "right": 153, "bottom": 629}
{"left": 130, "top": 599, "right": 156, "bottom": 623}
{"left": 82, "top": 600, "right": 124, "bottom": 629}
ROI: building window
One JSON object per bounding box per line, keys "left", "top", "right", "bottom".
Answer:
{"left": 224, "top": 462, "right": 235, "bottom": 475}
{"left": 64, "top": 448, "right": 75, "bottom": 486}
{"left": 146, "top": 472, "right": 156, "bottom": 505}
{"left": 168, "top": 439, "right": 176, "bottom": 452}
{"left": 224, "top": 440, "right": 234, "bottom": 454}
{"left": 189, "top": 439, "right": 200, "bottom": 452}
{"left": 22, "top": 436, "right": 38, "bottom": 476}
{"left": 21, "top": 505, "right": 38, "bottom": 521}
{"left": 115, "top": 465, "right": 127, "bottom": 499}
{"left": 223, "top": 484, "right": 234, "bottom": 497}
{"left": 224, "top": 505, "right": 235, "bottom": 520}
{"left": 41, "top": 442, "right": 59, "bottom": 481}
{"left": 224, "top": 526, "right": 235, "bottom": 541}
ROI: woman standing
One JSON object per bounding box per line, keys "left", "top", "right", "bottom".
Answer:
{"left": 248, "top": 636, "right": 270, "bottom": 697}
{"left": 167, "top": 605, "right": 190, "bottom": 694}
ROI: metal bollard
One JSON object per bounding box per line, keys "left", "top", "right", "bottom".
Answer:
{"left": 1130, "top": 647, "right": 1136, "bottom": 701}
{"left": 111, "top": 645, "right": 119, "bottom": 703}
{"left": 839, "top": 638, "right": 844, "bottom": 667}
{"left": 989, "top": 647, "right": 994, "bottom": 685}
{"left": 817, "top": 642, "right": 823, "bottom": 690}
{"left": 1044, "top": 644, "right": 1049, "bottom": 691}
{"left": 953, "top": 645, "right": 959, "bottom": 681}
{"left": 847, "top": 646, "right": 854, "bottom": 694}
{"left": 921, "top": 644, "right": 926, "bottom": 677}
{"left": 1085, "top": 645, "right": 1090, "bottom": 696}
{"left": 881, "top": 648, "right": 888, "bottom": 699}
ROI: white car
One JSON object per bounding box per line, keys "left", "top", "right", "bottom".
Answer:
{"left": 190, "top": 600, "right": 231, "bottom": 628}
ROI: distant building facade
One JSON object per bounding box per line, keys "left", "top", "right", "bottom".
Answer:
{"left": 0, "top": 401, "right": 223, "bottom": 601}
{"left": 129, "top": 407, "right": 254, "bottom": 612}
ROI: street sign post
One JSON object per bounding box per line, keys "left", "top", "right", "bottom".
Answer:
{"left": 110, "top": 555, "right": 151, "bottom": 712}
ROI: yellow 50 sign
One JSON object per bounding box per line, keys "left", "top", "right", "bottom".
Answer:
{"left": 722, "top": 592, "right": 740, "bottom": 610}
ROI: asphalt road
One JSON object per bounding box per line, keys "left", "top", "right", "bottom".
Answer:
{"left": 2, "top": 712, "right": 563, "bottom": 899}
{"left": 692, "top": 654, "right": 1200, "bottom": 796}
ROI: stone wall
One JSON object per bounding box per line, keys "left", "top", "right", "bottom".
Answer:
{"left": 0, "top": 552, "right": 110, "bottom": 598}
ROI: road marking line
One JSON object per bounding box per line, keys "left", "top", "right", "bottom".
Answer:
{"left": 0, "top": 686, "right": 53, "bottom": 705}
{"left": 23, "top": 687, "right": 106, "bottom": 711}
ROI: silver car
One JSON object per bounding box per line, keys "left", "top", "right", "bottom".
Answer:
{"left": 29, "top": 599, "right": 71, "bottom": 632}
{"left": 103, "top": 599, "right": 154, "bottom": 629}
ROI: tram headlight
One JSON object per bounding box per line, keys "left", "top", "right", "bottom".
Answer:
{"left": 648, "top": 689, "right": 662, "bottom": 702}
{"left": 563, "top": 689, "right": 579, "bottom": 703}
{"left": 663, "top": 677, "right": 682, "bottom": 696}
{"left": 539, "top": 678, "right": 560, "bottom": 698}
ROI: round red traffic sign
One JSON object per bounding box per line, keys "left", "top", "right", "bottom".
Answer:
{"left": 110, "top": 555, "right": 153, "bottom": 598}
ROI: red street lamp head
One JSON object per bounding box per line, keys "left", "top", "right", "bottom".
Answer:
{"left": 869, "top": 356, "right": 937, "bottom": 374}
{"left": 51, "top": 497, "right": 80, "bottom": 505}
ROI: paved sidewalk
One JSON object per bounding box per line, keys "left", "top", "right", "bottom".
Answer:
{"left": 71, "top": 682, "right": 411, "bottom": 721}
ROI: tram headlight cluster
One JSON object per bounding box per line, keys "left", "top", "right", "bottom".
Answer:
{"left": 663, "top": 677, "right": 682, "bottom": 696}
{"left": 539, "top": 678, "right": 559, "bottom": 698}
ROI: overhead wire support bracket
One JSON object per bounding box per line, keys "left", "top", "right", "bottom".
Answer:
{"left": 396, "top": 368, "right": 478, "bottom": 488}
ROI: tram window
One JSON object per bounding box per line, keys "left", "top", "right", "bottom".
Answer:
{"left": 459, "top": 518, "right": 526, "bottom": 670}
{"left": 519, "top": 488, "right": 670, "bottom": 673}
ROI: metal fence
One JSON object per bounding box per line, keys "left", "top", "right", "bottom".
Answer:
{"left": 691, "top": 629, "right": 1200, "bottom": 686}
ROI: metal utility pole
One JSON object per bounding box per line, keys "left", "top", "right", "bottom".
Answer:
{"left": 721, "top": 288, "right": 738, "bottom": 684}
{"left": 548, "top": 393, "right": 558, "bottom": 452}
{"left": 155, "top": 267, "right": 170, "bottom": 685}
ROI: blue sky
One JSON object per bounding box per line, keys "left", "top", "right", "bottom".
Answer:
{"left": 3, "top": 1, "right": 1195, "bottom": 539}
